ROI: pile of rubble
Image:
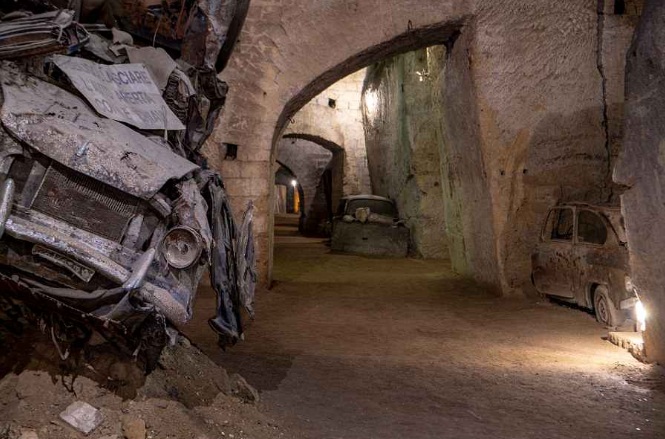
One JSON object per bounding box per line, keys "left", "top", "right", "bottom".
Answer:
{"left": 0, "top": 333, "right": 283, "bottom": 439}
{"left": 0, "top": 0, "right": 254, "bottom": 371}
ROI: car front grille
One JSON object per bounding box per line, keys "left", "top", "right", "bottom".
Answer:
{"left": 31, "top": 163, "right": 139, "bottom": 242}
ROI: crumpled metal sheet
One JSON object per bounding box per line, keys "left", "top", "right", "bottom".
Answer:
{"left": 205, "top": 172, "right": 242, "bottom": 346}
{"left": 0, "top": 10, "right": 89, "bottom": 60}
{"left": 82, "top": 33, "right": 126, "bottom": 64}
{"left": 0, "top": 68, "right": 198, "bottom": 199}
{"left": 236, "top": 201, "right": 256, "bottom": 317}
{"left": 126, "top": 46, "right": 177, "bottom": 91}
{"left": 181, "top": 0, "right": 238, "bottom": 71}
{"left": 52, "top": 55, "right": 185, "bottom": 131}
{"left": 183, "top": 68, "right": 228, "bottom": 155}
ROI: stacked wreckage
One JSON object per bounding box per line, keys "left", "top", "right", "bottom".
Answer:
{"left": 0, "top": 0, "right": 254, "bottom": 367}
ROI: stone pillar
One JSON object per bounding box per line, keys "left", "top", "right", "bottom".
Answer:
{"left": 614, "top": 0, "right": 665, "bottom": 364}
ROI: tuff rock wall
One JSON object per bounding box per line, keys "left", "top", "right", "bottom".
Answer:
{"left": 614, "top": 0, "right": 665, "bottom": 364}
{"left": 362, "top": 48, "right": 448, "bottom": 259}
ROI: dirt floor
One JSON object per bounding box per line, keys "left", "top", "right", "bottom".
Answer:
{"left": 2, "top": 219, "right": 664, "bottom": 439}
{"left": 187, "top": 220, "right": 665, "bottom": 439}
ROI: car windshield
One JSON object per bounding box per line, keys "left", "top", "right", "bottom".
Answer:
{"left": 346, "top": 199, "right": 396, "bottom": 217}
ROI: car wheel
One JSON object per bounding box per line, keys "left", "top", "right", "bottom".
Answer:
{"left": 593, "top": 286, "right": 624, "bottom": 328}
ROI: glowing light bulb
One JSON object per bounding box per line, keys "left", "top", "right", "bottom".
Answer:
{"left": 291, "top": 179, "right": 298, "bottom": 187}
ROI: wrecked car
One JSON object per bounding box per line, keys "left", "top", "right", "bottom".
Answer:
{"left": 531, "top": 203, "right": 641, "bottom": 328}
{"left": 0, "top": 1, "right": 254, "bottom": 367}
{"left": 331, "top": 195, "right": 409, "bottom": 257}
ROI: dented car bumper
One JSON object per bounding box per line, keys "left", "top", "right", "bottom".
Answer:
{"left": 2, "top": 205, "right": 193, "bottom": 326}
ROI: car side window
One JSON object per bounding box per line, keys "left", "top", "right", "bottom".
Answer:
{"left": 546, "top": 208, "right": 574, "bottom": 241}
{"left": 577, "top": 210, "right": 607, "bottom": 245}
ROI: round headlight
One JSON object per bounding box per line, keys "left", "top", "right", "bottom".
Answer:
{"left": 161, "top": 227, "right": 202, "bottom": 269}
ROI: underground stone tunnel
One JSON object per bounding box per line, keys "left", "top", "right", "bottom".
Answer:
{"left": 1, "top": 0, "right": 665, "bottom": 438}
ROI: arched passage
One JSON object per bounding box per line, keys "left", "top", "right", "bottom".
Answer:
{"left": 282, "top": 134, "right": 345, "bottom": 225}
{"left": 274, "top": 162, "right": 302, "bottom": 215}
{"left": 209, "top": 2, "right": 472, "bottom": 285}
{"left": 270, "top": 24, "right": 487, "bottom": 285}
{"left": 211, "top": 1, "right": 629, "bottom": 296}
{"left": 276, "top": 137, "right": 340, "bottom": 235}
{"left": 268, "top": 29, "right": 499, "bottom": 290}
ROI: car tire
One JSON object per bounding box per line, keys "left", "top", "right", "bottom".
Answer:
{"left": 593, "top": 286, "right": 624, "bottom": 328}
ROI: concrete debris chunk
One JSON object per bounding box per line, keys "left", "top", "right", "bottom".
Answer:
{"left": 18, "top": 430, "right": 39, "bottom": 439}
{"left": 111, "top": 28, "right": 133, "bottom": 46}
{"left": 121, "top": 416, "right": 146, "bottom": 439}
{"left": 230, "top": 373, "right": 260, "bottom": 404}
{"left": 59, "top": 401, "right": 103, "bottom": 435}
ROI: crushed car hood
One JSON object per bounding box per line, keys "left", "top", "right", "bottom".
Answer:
{"left": 0, "top": 69, "right": 198, "bottom": 199}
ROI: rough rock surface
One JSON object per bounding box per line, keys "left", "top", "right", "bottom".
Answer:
{"left": 614, "top": 0, "right": 665, "bottom": 364}
{"left": 362, "top": 47, "right": 448, "bottom": 258}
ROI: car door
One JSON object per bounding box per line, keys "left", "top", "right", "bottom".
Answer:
{"left": 532, "top": 207, "right": 576, "bottom": 298}
{"left": 572, "top": 209, "right": 615, "bottom": 307}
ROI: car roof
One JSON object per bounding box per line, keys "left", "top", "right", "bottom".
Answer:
{"left": 554, "top": 202, "right": 621, "bottom": 212}
{"left": 342, "top": 195, "right": 394, "bottom": 203}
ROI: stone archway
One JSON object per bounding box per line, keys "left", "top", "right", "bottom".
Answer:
{"left": 282, "top": 134, "right": 345, "bottom": 219}
{"left": 275, "top": 137, "right": 339, "bottom": 235}
{"left": 207, "top": 1, "right": 634, "bottom": 294}
{"left": 205, "top": 1, "right": 471, "bottom": 284}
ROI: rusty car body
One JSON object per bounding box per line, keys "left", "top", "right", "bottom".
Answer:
{"left": 331, "top": 195, "right": 409, "bottom": 257}
{"left": 0, "top": 0, "right": 253, "bottom": 365}
{"left": 531, "top": 203, "right": 638, "bottom": 328}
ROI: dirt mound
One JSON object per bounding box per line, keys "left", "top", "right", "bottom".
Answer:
{"left": 0, "top": 331, "right": 284, "bottom": 439}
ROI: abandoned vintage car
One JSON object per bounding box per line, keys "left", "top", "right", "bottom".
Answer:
{"left": 531, "top": 203, "right": 641, "bottom": 328}
{"left": 331, "top": 195, "right": 409, "bottom": 257}
{"left": 0, "top": 1, "right": 254, "bottom": 365}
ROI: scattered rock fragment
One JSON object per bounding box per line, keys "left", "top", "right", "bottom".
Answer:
{"left": 18, "top": 430, "right": 39, "bottom": 439}
{"left": 121, "top": 416, "right": 146, "bottom": 439}
{"left": 230, "top": 374, "right": 260, "bottom": 404}
{"left": 214, "top": 368, "right": 232, "bottom": 395}
{"left": 59, "top": 401, "right": 103, "bottom": 435}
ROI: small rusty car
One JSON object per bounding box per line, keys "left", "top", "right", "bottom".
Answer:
{"left": 331, "top": 195, "right": 409, "bottom": 257}
{"left": 531, "top": 203, "right": 638, "bottom": 328}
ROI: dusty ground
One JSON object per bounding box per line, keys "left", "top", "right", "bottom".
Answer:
{"left": 2, "top": 219, "right": 664, "bottom": 439}
{"left": 187, "top": 220, "right": 665, "bottom": 439}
